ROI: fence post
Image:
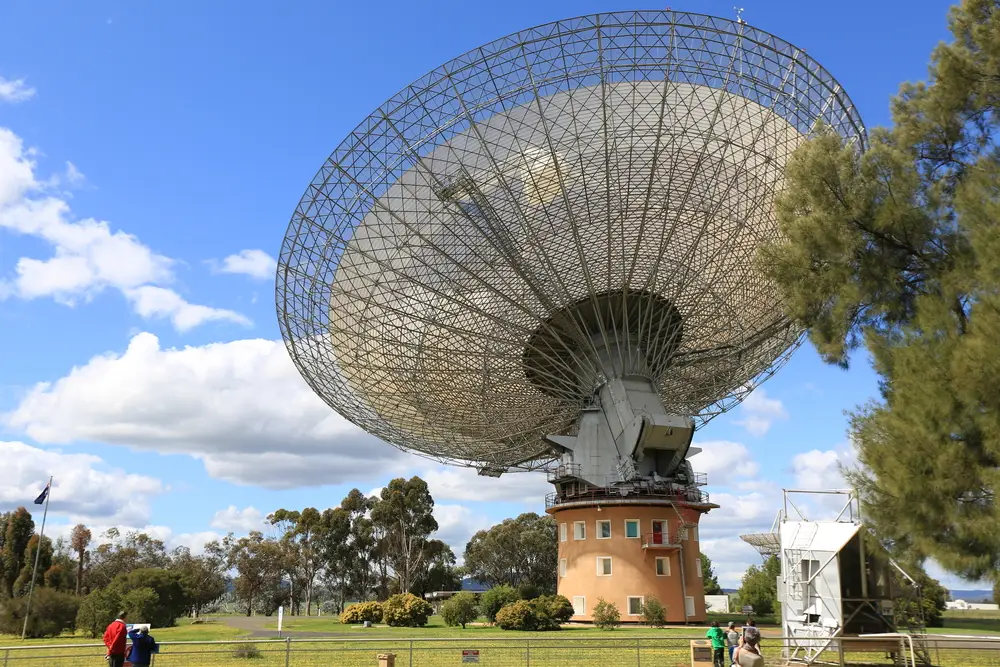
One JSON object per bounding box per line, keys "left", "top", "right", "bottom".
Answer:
{"left": 526, "top": 638, "right": 531, "bottom": 667}
{"left": 635, "top": 637, "right": 641, "bottom": 667}
{"left": 408, "top": 639, "right": 414, "bottom": 667}
{"left": 285, "top": 637, "right": 292, "bottom": 667}
{"left": 3, "top": 648, "right": 8, "bottom": 667}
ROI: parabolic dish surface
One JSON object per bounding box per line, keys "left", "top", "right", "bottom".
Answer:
{"left": 277, "top": 11, "right": 865, "bottom": 471}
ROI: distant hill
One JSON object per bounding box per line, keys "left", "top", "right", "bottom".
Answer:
{"left": 948, "top": 589, "right": 994, "bottom": 603}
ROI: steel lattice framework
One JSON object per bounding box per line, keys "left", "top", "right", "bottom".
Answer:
{"left": 276, "top": 10, "right": 865, "bottom": 472}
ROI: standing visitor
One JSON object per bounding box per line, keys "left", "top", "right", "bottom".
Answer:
{"left": 706, "top": 620, "right": 727, "bottom": 667}
{"left": 127, "top": 626, "right": 158, "bottom": 667}
{"left": 726, "top": 621, "right": 740, "bottom": 665}
{"left": 102, "top": 611, "right": 128, "bottom": 667}
{"left": 735, "top": 621, "right": 763, "bottom": 667}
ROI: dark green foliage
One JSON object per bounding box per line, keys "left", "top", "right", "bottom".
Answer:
{"left": 440, "top": 591, "right": 479, "bottom": 628}
{"left": 0, "top": 587, "right": 80, "bottom": 638}
{"left": 737, "top": 556, "right": 781, "bottom": 616}
{"left": 494, "top": 595, "right": 571, "bottom": 631}
{"left": 340, "top": 601, "right": 384, "bottom": 624}
{"left": 121, "top": 587, "right": 160, "bottom": 626}
{"left": 758, "top": 0, "right": 1000, "bottom": 580}
{"left": 536, "top": 594, "right": 574, "bottom": 624}
{"left": 381, "top": 592, "right": 432, "bottom": 627}
{"left": 480, "top": 585, "right": 519, "bottom": 623}
{"left": 701, "top": 554, "right": 723, "bottom": 595}
{"left": 641, "top": 596, "right": 667, "bottom": 627}
{"left": 516, "top": 583, "right": 541, "bottom": 600}
{"left": 170, "top": 545, "right": 227, "bottom": 617}
{"left": 494, "top": 600, "right": 534, "bottom": 630}
{"left": 371, "top": 478, "right": 439, "bottom": 595}
{"left": 592, "top": 598, "right": 620, "bottom": 630}
{"left": 108, "top": 568, "right": 189, "bottom": 627}
{"left": 464, "top": 514, "right": 557, "bottom": 595}
{"left": 12, "top": 535, "right": 54, "bottom": 597}
{"left": 894, "top": 562, "right": 948, "bottom": 628}
{"left": 75, "top": 588, "right": 120, "bottom": 638}
{"left": 409, "top": 540, "right": 461, "bottom": 598}
{"left": 1, "top": 508, "right": 34, "bottom": 596}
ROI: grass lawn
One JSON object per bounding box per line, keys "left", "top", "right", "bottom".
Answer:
{"left": 931, "top": 610, "right": 1000, "bottom": 636}
{"left": 265, "top": 613, "right": 737, "bottom": 636}
{"left": 1, "top": 612, "right": 998, "bottom": 666}
{"left": 0, "top": 617, "right": 245, "bottom": 646}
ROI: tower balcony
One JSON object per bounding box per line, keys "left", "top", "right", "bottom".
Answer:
{"left": 641, "top": 532, "right": 681, "bottom": 549}
{"left": 544, "top": 484, "right": 711, "bottom": 510}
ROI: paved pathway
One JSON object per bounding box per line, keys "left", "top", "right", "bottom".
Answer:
{"left": 220, "top": 615, "right": 361, "bottom": 639}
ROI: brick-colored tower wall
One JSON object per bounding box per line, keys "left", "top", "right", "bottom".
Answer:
{"left": 547, "top": 502, "right": 709, "bottom": 623}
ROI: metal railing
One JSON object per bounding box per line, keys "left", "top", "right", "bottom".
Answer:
{"left": 1, "top": 633, "right": 997, "bottom": 667}
{"left": 545, "top": 485, "right": 710, "bottom": 509}
{"left": 641, "top": 533, "right": 680, "bottom": 549}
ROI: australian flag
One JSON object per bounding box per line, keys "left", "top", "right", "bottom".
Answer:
{"left": 33, "top": 481, "right": 50, "bottom": 505}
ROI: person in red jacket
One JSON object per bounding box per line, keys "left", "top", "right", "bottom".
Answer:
{"left": 102, "top": 611, "right": 128, "bottom": 667}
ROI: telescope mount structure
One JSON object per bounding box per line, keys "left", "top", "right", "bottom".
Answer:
{"left": 277, "top": 10, "right": 864, "bottom": 623}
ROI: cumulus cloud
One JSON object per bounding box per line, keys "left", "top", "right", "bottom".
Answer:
{"left": 213, "top": 249, "right": 277, "bottom": 280}
{"left": 734, "top": 387, "right": 788, "bottom": 436}
{"left": 433, "top": 504, "right": 494, "bottom": 554}
{"left": 689, "top": 440, "right": 759, "bottom": 486}
{"left": 0, "top": 440, "right": 165, "bottom": 527}
{"left": 125, "top": 285, "right": 250, "bottom": 332}
{"left": 0, "top": 76, "right": 35, "bottom": 103}
{"left": 210, "top": 505, "right": 265, "bottom": 533}
{"left": 421, "top": 466, "right": 550, "bottom": 504}
{"left": 5, "top": 333, "right": 407, "bottom": 488}
{"left": 0, "top": 127, "right": 247, "bottom": 331}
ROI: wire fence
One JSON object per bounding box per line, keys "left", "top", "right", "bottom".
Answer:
{"left": 0, "top": 634, "right": 998, "bottom": 667}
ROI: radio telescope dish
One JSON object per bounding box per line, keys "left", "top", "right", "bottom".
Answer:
{"left": 276, "top": 11, "right": 864, "bottom": 484}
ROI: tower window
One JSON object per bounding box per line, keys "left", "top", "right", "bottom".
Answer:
{"left": 559, "top": 523, "right": 567, "bottom": 542}
{"left": 572, "top": 596, "right": 586, "bottom": 615}
{"left": 574, "top": 521, "right": 586, "bottom": 540}
{"left": 656, "top": 557, "right": 671, "bottom": 576}
{"left": 627, "top": 596, "right": 644, "bottom": 616}
{"left": 596, "top": 519, "right": 611, "bottom": 539}
{"left": 559, "top": 558, "right": 567, "bottom": 577}
{"left": 624, "top": 519, "right": 639, "bottom": 538}
{"left": 596, "top": 557, "right": 612, "bottom": 576}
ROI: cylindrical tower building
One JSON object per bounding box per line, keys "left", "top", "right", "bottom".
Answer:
{"left": 547, "top": 466, "right": 716, "bottom": 623}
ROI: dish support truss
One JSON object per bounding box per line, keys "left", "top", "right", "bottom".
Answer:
{"left": 778, "top": 489, "right": 932, "bottom": 666}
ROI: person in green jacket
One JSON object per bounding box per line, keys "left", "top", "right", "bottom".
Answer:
{"left": 706, "top": 620, "right": 727, "bottom": 667}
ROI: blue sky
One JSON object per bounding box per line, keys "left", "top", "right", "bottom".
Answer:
{"left": 0, "top": 0, "right": 970, "bottom": 589}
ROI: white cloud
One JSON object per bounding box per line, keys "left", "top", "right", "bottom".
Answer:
{"left": 125, "top": 285, "right": 251, "bottom": 332}
{"left": 734, "top": 387, "right": 788, "bottom": 436}
{"left": 433, "top": 504, "right": 493, "bottom": 555}
{"left": 0, "top": 440, "right": 165, "bottom": 527}
{"left": 213, "top": 249, "right": 277, "bottom": 280}
{"left": 0, "top": 76, "right": 35, "bottom": 103}
{"left": 210, "top": 505, "right": 265, "bottom": 533}
{"left": 791, "top": 448, "right": 856, "bottom": 491}
{"left": 421, "top": 466, "right": 550, "bottom": 504}
{"left": 64, "top": 161, "right": 85, "bottom": 187}
{"left": 44, "top": 522, "right": 223, "bottom": 556}
{"left": 0, "top": 126, "right": 247, "bottom": 331}
{"left": 5, "top": 333, "right": 407, "bottom": 488}
{"left": 689, "top": 440, "right": 759, "bottom": 485}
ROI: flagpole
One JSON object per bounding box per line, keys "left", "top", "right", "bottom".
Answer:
{"left": 21, "top": 476, "right": 52, "bottom": 640}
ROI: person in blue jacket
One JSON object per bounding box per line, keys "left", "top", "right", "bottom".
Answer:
{"left": 126, "top": 626, "right": 158, "bottom": 666}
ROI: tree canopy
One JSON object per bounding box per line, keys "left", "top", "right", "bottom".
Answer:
{"left": 701, "top": 553, "right": 723, "bottom": 595}
{"left": 463, "top": 513, "right": 557, "bottom": 594}
{"left": 759, "top": 0, "right": 1000, "bottom": 582}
